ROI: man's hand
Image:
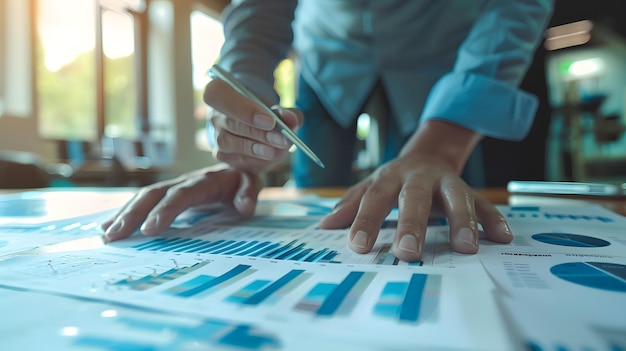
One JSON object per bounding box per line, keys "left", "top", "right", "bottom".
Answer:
{"left": 102, "top": 165, "right": 263, "bottom": 242}
{"left": 319, "top": 120, "right": 514, "bottom": 262}
{"left": 204, "top": 79, "right": 303, "bottom": 173}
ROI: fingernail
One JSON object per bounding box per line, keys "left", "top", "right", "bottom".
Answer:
{"left": 267, "top": 132, "right": 289, "bottom": 147}
{"left": 457, "top": 227, "right": 477, "bottom": 247}
{"left": 398, "top": 235, "right": 419, "bottom": 254}
{"left": 498, "top": 222, "right": 513, "bottom": 237}
{"left": 104, "top": 219, "right": 124, "bottom": 240}
{"left": 252, "top": 143, "right": 275, "bottom": 158}
{"left": 253, "top": 113, "right": 275, "bottom": 129}
{"left": 140, "top": 216, "right": 158, "bottom": 234}
{"left": 351, "top": 230, "right": 369, "bottom": 249}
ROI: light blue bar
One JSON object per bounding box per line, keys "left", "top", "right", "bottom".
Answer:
{"left": 317, "top": 271, "right": 364, "bottom": 316}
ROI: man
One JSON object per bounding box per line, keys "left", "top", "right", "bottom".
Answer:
{"left": 104, "top": 0, "right": 553, "bottom": 262}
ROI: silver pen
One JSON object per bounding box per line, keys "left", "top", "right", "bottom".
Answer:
{"left": 209, "top": 65, "right": 325, "bottom": 168}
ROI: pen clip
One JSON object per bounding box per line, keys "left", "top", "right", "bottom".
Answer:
{"left": 208, "top": 65, "right": 325, "bottom": 168}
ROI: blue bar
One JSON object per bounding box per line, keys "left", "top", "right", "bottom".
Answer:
{"left": 264, "top": 240, "right": 298, "bottom": 259}
{"left": 183, "top": 240, "right": 219, "bottom": 253}
{"left": 171, "top": 240, "right": 212, "bottom": 253}
{"left": 211, "top": 241, "right": 249, "bottom": 255}
{"left": 198, "top": 240, "right": 236, "bottom": 254}
{"left": 275, "top": 244, "right": 306, "bottom": 260}
{"left": 399, "top": 274, "right": 427, "bottom": 322}
{"left": 249, "top": 243, "right": 281, "bottom": 257}
{"left": 135, "top": 238, "right": 183, "bottom": 251}
{"left": 190, "top": 240, "right": 226, "bottom": 253}
{"left": 132, "top": 238, "right": 166, "bottom": 250}
{"left": 236, "top": 241, "right": 271, "bottom": 256}
{"left": 145, "top": 238, "right": 186, "bottom": 251}
{"left": 320, "top": 251, "right": 339, "bottom": 262}
{"left": 304, "top": 249, "right": 328, "bottom": 262}
{"left": 160, "top": 238, "right": 194, "bottom": 252}
{"left": 243, "top": 270, "right": 305, "bottom": 305}
{"left": 223, "top": 240, "right": 259, "bottom": 255}
{"left": 176, "top": 265, "right": 251, "bottom": 298}
{"left": 291, "top": 248, "right": 313, "bottom": 261}
{"left": 317, "top": 271, "right": 364, "bottom": 316}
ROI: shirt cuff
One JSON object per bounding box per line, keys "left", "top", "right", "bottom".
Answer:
{"left": 420, "top": 72, "right": 538, "bottom": 141}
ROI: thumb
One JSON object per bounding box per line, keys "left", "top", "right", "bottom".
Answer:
{"left": 234, "top": 171, "right": 263, "bottom": 216}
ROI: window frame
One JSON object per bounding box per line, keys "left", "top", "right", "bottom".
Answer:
{"left": 31, "top": 0, "right": 148, "bottom": 143}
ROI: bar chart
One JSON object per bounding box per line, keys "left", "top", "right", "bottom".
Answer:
{"left": 164, "top": 264, "right": 256, "bottom": 298}
{"left": 226, "top": 269, "right": 311, "bottom": 306}
{"left": 112, "top": 261, "right": 210, "bottom": 291}
{"left": 373, "top": 273, "right": 441, "bottom": 323}
{"left": 294, "top": 271, "right": 377, "bottom": 317}
{"left": 132, "top": 236, "right": 342, "bottom": 263}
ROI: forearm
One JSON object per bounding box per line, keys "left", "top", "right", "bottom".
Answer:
{"left": 219, "top": 0, "right": 297, "bottom": 103}
{"left": 400, "top": 120, "right": 482, "bottom": 174}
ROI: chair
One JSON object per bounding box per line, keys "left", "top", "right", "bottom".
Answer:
{"left": 0, "top": 150, "right": 52, "bottom": 188}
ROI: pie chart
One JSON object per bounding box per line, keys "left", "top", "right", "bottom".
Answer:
{"left": 550, "top": 262, "right": 626, "bottom": 292}
{"left": 532, "top": 233, "right": 610, "bottom": 247}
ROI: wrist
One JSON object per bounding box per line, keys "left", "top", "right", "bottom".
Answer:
{"left": 400, "top": 119, "right": 482, "bottom": 173}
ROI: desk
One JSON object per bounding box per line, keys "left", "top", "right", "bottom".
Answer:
{"left": 262, "top": 186, "right": 626, "bottom": 216}
{"left": 1, "top": 187, "right": 625, "bottom": 351}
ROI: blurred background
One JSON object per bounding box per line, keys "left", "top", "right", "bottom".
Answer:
{"left": 0, "top": 0, "right": 625, "bottom": 189}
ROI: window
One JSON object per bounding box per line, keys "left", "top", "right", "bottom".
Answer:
{"left": 190, "top": 10, "right": 224, "bottom": 151}
{"left": 36, "top": 0, "right": 97, "bottom": 140}
{"left": 0, "top": 0, "right": 33, "bottom": 118}
{"left": 35, "top": 0, "right": 145, "bottom": 141}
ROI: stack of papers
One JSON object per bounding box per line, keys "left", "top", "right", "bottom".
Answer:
{"left": 0, "top": 191, "right": 624, "bottom": 350}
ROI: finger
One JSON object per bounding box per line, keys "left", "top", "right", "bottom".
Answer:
{"left": 214, "top": 128, "right": 278, "bottom": 160}
{"left": 392, "top": 177, "right": 433, "bottom": 262}
{"left": 138, "top": 169, "right": 243, "bottom": 236}
{"left": 204, "top": 79, "right": 276, "bottom": 131}
{"left": 213, "top": 146, "right": 291, "bottom": 170}
{"left": 100, "top": 218, "right": 114, "bottom": 232}
{"left": 104, "top": 185, "right": 172, "bottom": 242}
{"left": 348, "top": 177, "right": 399, "bottom": 254}
{"left": 211, "top": 111, "right": 291, "bottom": 149}
{"left": 318, "top": 181, "right": 369, "bottom": 229}
{"left": 473, "top": 192, "right": 514, "bottom": 243}
{"left": 439, "top": 176, "right": 479, "bottom": 254}
{"left": 233, "top": 171, "right": 264, "bottom": 217}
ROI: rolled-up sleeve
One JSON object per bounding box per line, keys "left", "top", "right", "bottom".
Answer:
{"left": 218, "top": 0, "right": 298, "bottom": 104}
{"left": 420, "top": 0, "right": 553, "bottom": 141}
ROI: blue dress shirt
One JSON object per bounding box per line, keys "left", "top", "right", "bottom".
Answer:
{"left": 218, "top": 0, "right": 553, "bottom": 140}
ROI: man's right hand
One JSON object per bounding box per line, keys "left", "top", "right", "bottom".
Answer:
{"left": 204, "top": 79, "right": 303, "bottom": 173}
